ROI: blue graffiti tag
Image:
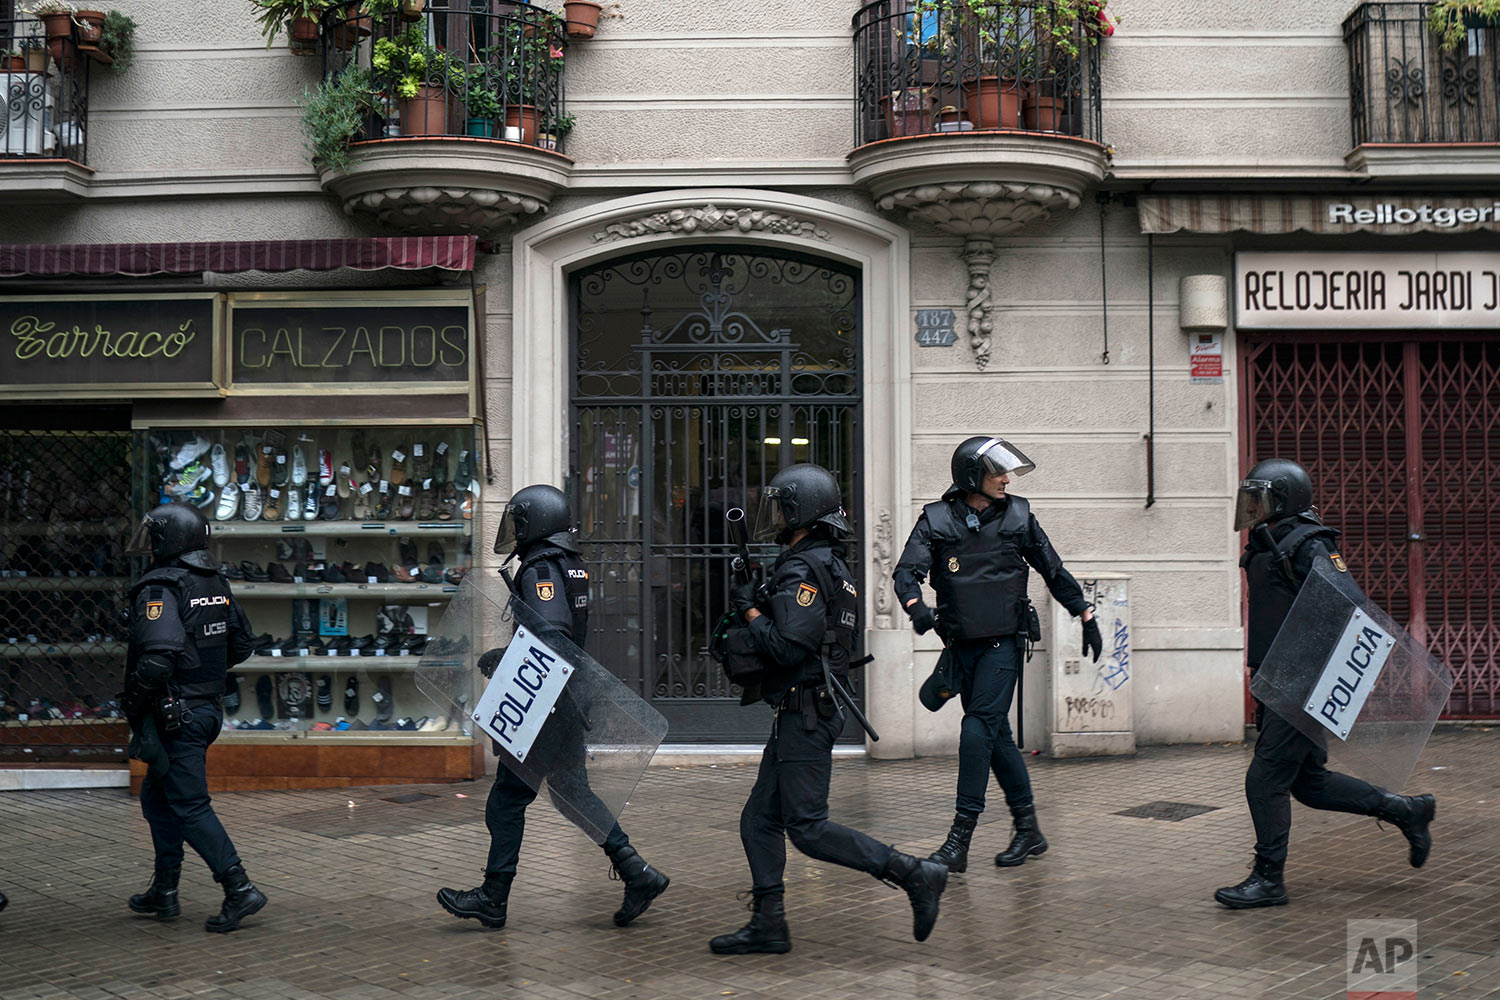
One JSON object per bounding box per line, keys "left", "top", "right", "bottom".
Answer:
{"left": 1096, "top": 618, "right": 1129, "bottom": 692}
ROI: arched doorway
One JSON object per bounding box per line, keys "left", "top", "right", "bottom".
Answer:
{"left": 569, "top": 247, "right": 862, "bottom": 739}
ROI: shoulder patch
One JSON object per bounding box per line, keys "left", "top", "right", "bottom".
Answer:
{"left": 146, "top": 601, "right": 164, "bottom": 621}
{"left": 536, "top": 581, "right": 555, "bottom": 602}
{"left": 795, "top": 582, "right": 819, "bottom": 607}
{"left": 1329, "top": 552, "right": 1348, "bottom": 573}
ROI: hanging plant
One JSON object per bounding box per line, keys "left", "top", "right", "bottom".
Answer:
{"left": 100, "top": 10, "right": 135, "bottom": 72}
{"left": 1429, "top": 0, "right": 1500, "bottom": 51}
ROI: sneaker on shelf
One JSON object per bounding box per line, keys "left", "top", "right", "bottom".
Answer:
{"left": 318, "top": 449, "right": 334, "bottom": 486}
{"left": 214, "top": 486, "right": 241, "bottom": 521}
{"left": 209, "top": 443, "right": 230, "bottom": 487}
{"left": 165, "top": 462, "right": 211, "bottom": 496}
{"left": 170, "top": 435, "right": 212, "bottom": 471}
{"left": 291, "top": 444, "right": 309, "bottom": 487}
{"left": 302, "top": 488, "right": 318, "bottom": 521}
{"left": 263, "top": 487, "right": 284, "bottom": 521}
{"left": 186, "top": 485, "right": 216, "bottom": 511}
{"left": 285, "top": 487, "right": 303, "bottom": 521}
{"left": 242, "top": 484, "right": 264, "bottom": 521}
{"left": 235, "top": 443, "right": 251, "bottom": 487}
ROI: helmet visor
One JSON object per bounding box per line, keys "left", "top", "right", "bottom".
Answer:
{"left": 1233, "top": 480, "right": 1275, "bottom": 530}
{"left": 977, "top": 438, "right": 1036, "bottom": 478}
{"left": 752, "top": 487, "right": 789, "bottom": 542}
{"left": 124, "top": 517, "right": 154, "bottom": 557}
{"left": 493, "top": 503, "right": 521, "bottom": 554}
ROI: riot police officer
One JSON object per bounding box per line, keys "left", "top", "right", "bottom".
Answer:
{"left": 710, "top": 464, "right": 948, "bottom": 954}
{"left": 122, "top": 502, "right": 265, "bottom": 933}
{"left": 894, "top": 437, "right": 1101, "bottom": 873}
{"left": 1217, "top": 458, "right": 1436, "bottom": 908}
{"left": 437, "top": 484, "right": 670, "bottom": 930}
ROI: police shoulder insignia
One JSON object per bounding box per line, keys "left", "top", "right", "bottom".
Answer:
{"left": 536, "top": 581, "right": 555, "bottom": 601}
{"left": 145, "top": 601, "right": 164, "bottom": 621}
{"left": 795, "top": 583, "right": 818, "bottom": 607}
{"left": 1330, "top": 553, "right": 1348, "bottom": 573}
{"left": 947, "top": 555, "right": 960, "bottom": 573}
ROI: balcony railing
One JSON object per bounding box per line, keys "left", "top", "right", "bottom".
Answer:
{"left": 852, "top": 0, "right": 1103, "bottom": 147}
{"left": 1346, "top": 2, "right": 1500, "bottom": 144}
{"left": 321, "top": 1, "right": 568, "bottom": 152}
{"left": 0, "top": 14, "right": 92, "bottom": 164}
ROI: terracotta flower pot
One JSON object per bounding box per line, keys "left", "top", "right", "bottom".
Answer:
{"left": 1022, "top": 94, "right": 1066, "bottom": 132}
{"left": 332, "top": 3, "right": 373, "bottom": 50}
{"left": 564, "top": 0, "right": 602, "bottom": 38}
{"left": 288, "top": 15, "right": 319, "bottom": 55}
{"left": 400, "top": 84, "right": 449, "bottom": 136}
{"left": 39, "top": 11, "right": 73, "bottom": 42}
{"left": 73, "top": 10, "right": 105, "bottom": 48}
{"left": 962, "top": 76, "right": 1021, "bottom": 130}
{"left": 47, "top": 37, "right": 78, "bottom": 72}
{"left": 0, "top": 55, "right": 25, "bottom": 72}
{"left": 400, "top": 0, "right": 425, "bottom": 21}
{"left": 504, "top": 104, "right": 539, "bottom": 143}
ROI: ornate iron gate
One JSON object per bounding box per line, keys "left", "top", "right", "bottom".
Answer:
{"left": 1245, "top": 335, "right": 1500, "bottom": 717}
{"left": 570, "top": 248, "right": 862, "bottom": 739}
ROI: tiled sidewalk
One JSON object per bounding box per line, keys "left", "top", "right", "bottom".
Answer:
{"left": 1, "top": 730, "right": 1497, "bottom": 1000}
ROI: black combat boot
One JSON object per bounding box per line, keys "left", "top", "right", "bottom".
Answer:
{"left": 204, "top": 864, "right": 267, "bottom": 933}
{"left": 883, "top": 851, "right": 948, "bottom": 942}
{"left": 994, "top": 804, "right": 1048, "bottom": 867}
{"left": 436, "top": 873, "right": 511, "bottom": 929}
{"left": 1375, "top": 792, "right": 1436, "bottom": 868}
{"left": 928, "top": 811, "right": 978, "bottom": 874}
{"left": 1213, "top": 856, "right": 1289, "bottom": 909}
{"left": 709, "top": 894, "right": 792, "bottom": 955}
{"left": 127, "top": 865, "right": 181, "bottom": 919}
{"left": 606, "top": 844, "right": 670, "bottom": 927}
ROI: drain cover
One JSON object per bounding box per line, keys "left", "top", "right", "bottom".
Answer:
{"left": 1114, "top": 800, "right": 1220, "bottom": 822}
{"left": 383, "top": 792, "right": 439, "bottom": 804}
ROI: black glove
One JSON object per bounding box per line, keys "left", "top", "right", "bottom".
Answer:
{"left": 477, "top": 646, "right": 506, "bottom": 679}
{"left": 1081, "top": 616, "right": 1103, "bottom": 663}
{"left": 907, "top": 601, "right": 936, "bottom": 635}
{"left": 730, "top": 577, "right": 760, "bottom": 616}
{"left": 934, "top": 614, "right": 958, "bottom": 643}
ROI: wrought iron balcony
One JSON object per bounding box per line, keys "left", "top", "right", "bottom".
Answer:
{"left": 0, "top": 13, "right": 92, "bottom": 165}
{"left": 1346, "top": 3, "right": 1500, "bottom": 145}
{"left": 852, "top": 0, "right": 1103, "bottom": 146}
{"left": 315, "top": 2, "right": 572, "bottom": 235}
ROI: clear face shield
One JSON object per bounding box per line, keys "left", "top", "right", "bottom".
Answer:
{"left": 977, "top": 438, "right": 1036, "bottom": 478}
{"left": 1233, "top": 479, "right": 1275, "bottom": 530}
{"left": 752, "top": 487, "right": 789, "bottom": 542}
{"left": 493, "top": 502, "right": 524, "bottom": 555}
{"left": 124, "top": 516, "right": 156, "bottom": 557}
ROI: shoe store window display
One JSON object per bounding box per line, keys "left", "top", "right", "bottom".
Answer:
{"left": 140, "top": 425, "right": 480, "bottom": 738}
{"left": 121, "top": 502, "right": 268, "bottom": 933}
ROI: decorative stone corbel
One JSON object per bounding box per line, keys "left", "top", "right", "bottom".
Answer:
{"left": 963, "top": 237, "right": 996, "bottom": 371}
{"left": 871, "top": 508, "right": 894, "bottom": 629}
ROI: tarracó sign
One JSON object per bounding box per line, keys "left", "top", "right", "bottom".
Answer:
{"left": 1236, "top": 252, "right": 1500, "bottom": 329}
{"left": 473, "top": 627, "right": 575, "bottom": 763}
{"left": 1304, "top": 608, "right": 1394, "bottom": 741}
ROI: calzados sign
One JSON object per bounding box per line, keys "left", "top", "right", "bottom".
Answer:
{"left": 1, "top": 295, "right": 217, "bottom": 389}
{"left": 473, "top": 626, "right": 575, "bottom": 763}
{"left": 231, "top": 300, "right": 469, "bottom": 385}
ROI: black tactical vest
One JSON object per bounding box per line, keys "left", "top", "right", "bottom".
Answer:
{"left": 794, "top": 542, "right": 861, "bottom": 682}
{"left": 128, "top": 566, "right": 234, "bottom": 700}
{"left": 924, "top": 495, "right": 1033, "bottom": 640}
{"left": 1241, "top": 516, "right": 1340, "bottom": 668}
{"left": 520, "top": 544, "right": 590, "bottom": 640}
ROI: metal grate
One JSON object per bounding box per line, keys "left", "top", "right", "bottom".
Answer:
{"left": 0, "top": 429, "right": 132, "bottom": 759}
{"left": 1113, "top": 801, "right": 1220, "bottom": 822}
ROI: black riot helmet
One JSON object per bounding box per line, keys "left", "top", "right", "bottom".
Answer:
{"left": 951, "top": 436, "right": 1035, "bottom": 497}
{"left": 1234, "top": 458, "right": 1314, "bottom": 530}
{"left": 494, "top": 484, "right": 573, "bottom": 555}
{"left": 753, "top": 464, "right": 850, "bottom": 544}
{"left": 125, "top": 501, "right": 216, "bottom": 570}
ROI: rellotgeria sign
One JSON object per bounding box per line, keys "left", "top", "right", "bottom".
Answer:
{"left": 0, "top": 294, "right": 218, "bottom": 391}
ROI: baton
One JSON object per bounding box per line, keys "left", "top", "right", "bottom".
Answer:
{"left": 823, "top": 660, "right": 879, "bottom": 742}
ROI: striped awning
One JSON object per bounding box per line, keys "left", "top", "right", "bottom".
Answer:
{"left": 0, "top": 236, "right": 477, "bottom": 278}
{"left": 1138, "top": 194, "right": 1500, "bottom": 236}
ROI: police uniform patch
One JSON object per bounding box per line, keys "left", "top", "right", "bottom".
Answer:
{"left": 536, "top": 582, "right": 555, "bottom": 601}
{"left": 1330, "top": 552, "right": 1348, "bottom": 573}
{"left": 795, "top": 583, "right": 818, "bottom": 607}
{"left": 145, "top": 601, "right": 164, "bottom": 621}
{"left": 947, "top": 555, "right": 960, "bottom": 573}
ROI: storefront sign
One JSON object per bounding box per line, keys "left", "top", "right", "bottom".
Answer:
{"left": 0, "top": 294, "right": 218, "bottom": 393}
{"left": 1189, "top": 333, "right": 1223, "bottom": 383}
{"left": 230, "top": 296, "right": 471, "bottom": 385}
{"left": 1326, "top": 199, "right": 1500, "bottom": 230}
{"left": 1236, "top": 252, "right": 1500, "bottom": 330}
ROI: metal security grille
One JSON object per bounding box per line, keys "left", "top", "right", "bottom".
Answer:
{"left": 571, "top": 249, "right": 862, "bottom": 740}
{"left": 1245, "top": 336, "right": 1500, "bottom": 717}
{"left": 0, "top": 429, "right": 132, "bottom": 759}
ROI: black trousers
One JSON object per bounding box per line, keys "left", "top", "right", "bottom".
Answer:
{"left": 953, "top": 638, "right": 1032, "bottom": 816}
{"left": 1247, "top": 705, "right": 1386, "bottom": 865}
{"left": 740, "top": 706, "right": 893, "bottom": 899}
{"left": 485, "top": 762, "right": 630, "bottom": 877}
{"left": 139, "top": 703, "right": 240, "bottom": 877}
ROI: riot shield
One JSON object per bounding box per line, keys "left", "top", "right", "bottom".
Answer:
{"left": 1249, "top": 558, "right": 1454, "bottom": 792}
{"left": 416, "top": 571, "right": 669, "bottom": 843}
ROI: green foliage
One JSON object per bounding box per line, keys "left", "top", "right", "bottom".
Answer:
{"left": 1429, "top": 0, "right": 1500, "bottom": 51}
{"left": 249, "top": 0, "right": 331, "bottom": 48}
{"left": 22, "top": 1, "right": 75, "bottom": 16}
{"left": 300, "top": 65, "right": 373, "bottom": 172}
{"left": 912, "top": 0, "right": 1111, "bottom": 61}
{"left": 372, "top": 23, "right": 464, "bottom": 98}
{"left": 100, "top": 10, "right": 136, "bottom": 73}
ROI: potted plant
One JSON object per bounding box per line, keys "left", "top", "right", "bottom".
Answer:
{"left": 0, "top": 50, "right": 25, "bottom": 72}
{"left": 493, "top": 23, "right": 564, "bottom": 143}
{"left": 1430, "top": 0, "right": 1500, "bottom": 50}
{"left": 99, "top": 10, "right": 135, "bottom": 71}
{"left": 250, "top": 0, "right": 331, "bottom": 53}
{"left": 73, "top": 8, "right": 106, "bottom": 62}
{"left": 21, "top": 35, "right": 48, "bottom": 72}
{"left": 563, "top": 0, "right": 602, "bottom": 38}
{"left": 301, "top": 65, "right": 374, "bottom": 171}
{"left": 372, "top": 25, "right": 462, "bottom": 135}
{"left": 329, "top": 1, "right": 372, "bottom": 51}
{"left": 24, "top": 0, "right": 78, "bottom": 70}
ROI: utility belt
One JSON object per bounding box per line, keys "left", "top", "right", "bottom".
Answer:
{"left": 774, "top": 680, "right": 840, "bottom": 732}
{"left": 156, "top": 693, "right": 221, "bottom": 734}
